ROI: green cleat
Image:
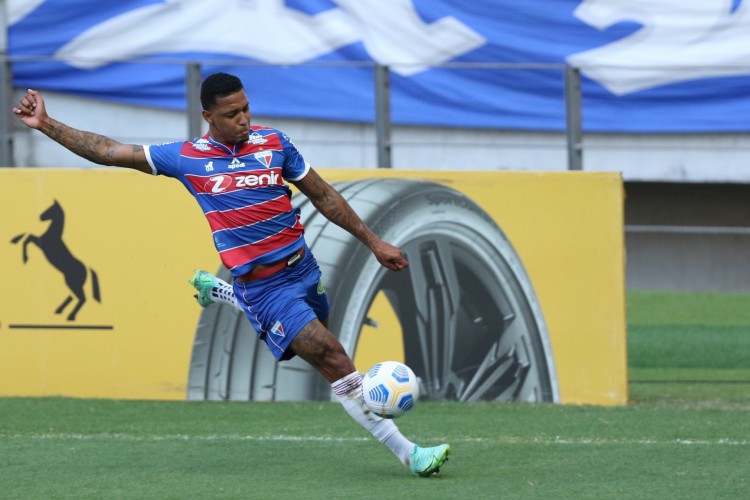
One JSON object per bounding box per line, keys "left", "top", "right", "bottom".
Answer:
{"left": 409, "top": 444, "right": 451, "bottom": 477}
{"left": 189, "top": 269, "right": 218, "bottom": 307}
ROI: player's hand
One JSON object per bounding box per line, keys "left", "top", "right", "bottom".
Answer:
{"left": 13, "top": 89, "right": 47, "bottom": 129}
{"left": 372, "top": 240, "right": 409, "bottom": 272}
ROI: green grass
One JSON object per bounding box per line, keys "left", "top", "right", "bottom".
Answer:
{"left": 627, "top": 290, "right": 750, "bottom": 411}
{"left": 627, "top": 291, "right": 750, "bottom": 326}
{"left": 628, "top": 291, "right": 750, "bottom": 369}
{"left": 1, "top": 398, "right": 748, "bottom": 499}
{"left": 1, "top": 291, "right": 749, "bottom": 499}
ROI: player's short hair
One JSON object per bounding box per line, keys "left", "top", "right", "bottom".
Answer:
{"left": 200, "top": 73, "right": 244, "bottom": 110}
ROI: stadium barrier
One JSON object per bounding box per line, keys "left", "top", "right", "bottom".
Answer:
{"left": 0, "top": 168, "right": 626, "bottom": 405}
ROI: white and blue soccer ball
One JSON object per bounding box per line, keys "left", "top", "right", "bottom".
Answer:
{"left": 362, "top": 361, "right": 420, "bottom": 419}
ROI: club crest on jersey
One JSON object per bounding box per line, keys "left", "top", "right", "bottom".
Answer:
{"left": 270, "top": 320, "right": 285, "bottom": 338}
{"left": 248, "top": 132, "right": 268, "bottom": 145}
{"left": 253, "top": 150, "right": 273, "bottom": 168}
{"left": 192, "top": 138, "right": 211, "bottom": 151}
{"left": 204, "top": 161, "right": 214, "bottom": 172}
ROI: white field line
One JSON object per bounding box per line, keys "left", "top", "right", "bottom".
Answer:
{"left": 0, "top": 433, "right": 748, "bottom": 447}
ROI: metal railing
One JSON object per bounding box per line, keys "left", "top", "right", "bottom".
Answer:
{"left": 0, "top": 56, "right": 583, "bottom": 170}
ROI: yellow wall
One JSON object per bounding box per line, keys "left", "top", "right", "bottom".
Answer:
{"left": 0, "top": 169, "right": 216, "bottom": 399}
{"left": 0, "top": 168, "right": 626, "bottom": 405}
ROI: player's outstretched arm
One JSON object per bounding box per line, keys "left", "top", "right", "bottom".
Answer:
{"left": 293, "top": 168, "right": 408, "bottom": 272}
{"left": 13, "top": 89, "right": 152, "bottom": 174}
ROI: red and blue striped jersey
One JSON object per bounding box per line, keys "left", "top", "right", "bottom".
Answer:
{"left": 144, "top": 126, "right": 309, "bottom": 277}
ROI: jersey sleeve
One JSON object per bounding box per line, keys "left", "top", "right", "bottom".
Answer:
{"left": 143, "top": 141, "right": 184, "bottom": 178}
{"left": 279, "top": 132, "right": 310, "bottom": 182}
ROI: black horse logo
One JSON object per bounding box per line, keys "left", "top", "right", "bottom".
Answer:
{"left": 11, "top": 200, "right": 101, "bottom": 321}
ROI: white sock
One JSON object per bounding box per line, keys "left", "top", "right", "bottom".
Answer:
{"left": 332, "top": 371, "right": 415, "bottom": 466}
{"left": 209, "top": 276, "right": 240, "bottom": 309}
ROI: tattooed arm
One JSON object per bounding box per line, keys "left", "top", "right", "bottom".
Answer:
{"left": 13, "top": 89, "right": 151, "bottom": 174}
{"left": 293, "top": 168, "right": 408, "bottom": 271}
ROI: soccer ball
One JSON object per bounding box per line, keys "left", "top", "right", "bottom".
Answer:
{"left": 362, "top": 361, "right": 420, "bottom": 419}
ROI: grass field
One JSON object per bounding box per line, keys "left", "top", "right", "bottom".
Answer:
{"left": 2, "top": 291, "right": 749, "bottom": 499}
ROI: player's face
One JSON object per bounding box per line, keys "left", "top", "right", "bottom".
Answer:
{"left": 204, "top": 90, "right": 251, "bottom": 145}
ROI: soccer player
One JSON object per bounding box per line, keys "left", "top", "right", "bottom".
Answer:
{"left": 13, "top": 73, "right": 450, "bottom": 476}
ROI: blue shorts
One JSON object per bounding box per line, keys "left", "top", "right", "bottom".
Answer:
{"left": 233, "top": 245, "right": 330, "bottom": 361}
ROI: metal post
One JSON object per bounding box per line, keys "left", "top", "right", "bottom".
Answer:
{"left": 374, "top": 64, "right": 392, "bottom": 169}
{"left": 186, "top": 62, "right": 203, "bottom": 140}
{"left": 0, "top": 0, "right": 13, "bottom": 167}
{"left": 564, "top": 65, "right": 582, "bottom": 171}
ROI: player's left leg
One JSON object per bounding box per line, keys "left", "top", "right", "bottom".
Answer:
{"left": 190, "top": 270, "right": 239, "bottom": 309}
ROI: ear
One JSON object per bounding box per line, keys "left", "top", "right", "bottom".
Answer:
{"left": 202, "top": 109, "right": 212, "bottom": 126}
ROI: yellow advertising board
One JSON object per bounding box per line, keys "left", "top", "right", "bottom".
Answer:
{"left": 0, "top": 168, "right": 626, "bottom": 405}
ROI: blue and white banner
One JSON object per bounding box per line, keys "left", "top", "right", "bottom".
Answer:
{"left": 8, "top": 0, "right": 750, "bottom": 132}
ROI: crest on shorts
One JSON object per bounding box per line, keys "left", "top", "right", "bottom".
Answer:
{"left": 270, "top": 320, "right": 285, "bottom": 338}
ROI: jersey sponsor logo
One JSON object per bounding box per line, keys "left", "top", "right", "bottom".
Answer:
{"left": 192, "top": 138, "right": 211, "bottom": 151}
{"left": 201, "top": 170, "right": 281, "bottom": 194}
{"left": 253, "top": 150, "right": 273, "bottom": 168}
{"left": 227, "top": 157, "right": 246, "bottom": 170}
{"left": 248, "top": 132, "right": 268, "bottom": 145}
{"left": 207, "top": 175, "right": 233, "bottom": 193}
{"left": 239, "top": 132, "right": 283, "bottom": 156}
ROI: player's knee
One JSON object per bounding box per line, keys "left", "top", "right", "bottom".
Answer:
{"left": 308, "top": 338, "right": 334, "bottom": 365}
{"left": 316, "top": 330, "right": 348, "bottom": 366}
{"left": 293, "top": 322, "right": 354, "bottom": 378}
{"left": 319, "top": 329, "right": 354, "bottom": 378}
